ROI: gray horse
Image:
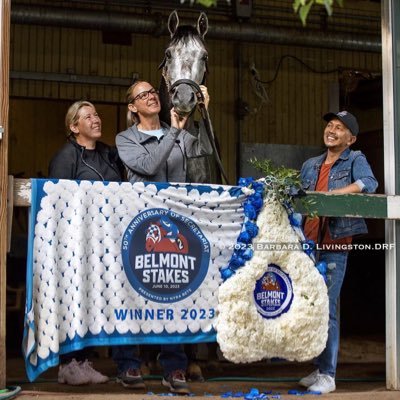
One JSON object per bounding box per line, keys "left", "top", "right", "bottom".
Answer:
{"left": 159, "top": 11, "right": 222, "bottom": 184}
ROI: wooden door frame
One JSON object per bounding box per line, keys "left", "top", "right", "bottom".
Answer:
{"left": 382, "top": 0, "right": 400, "bottom": 390}
{"left": 0, "top": 0, "right": 10, "bottom": 389}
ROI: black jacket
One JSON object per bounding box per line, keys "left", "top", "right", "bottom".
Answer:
{"left": 48, "top": 139, "right": 123, "bottom": 182}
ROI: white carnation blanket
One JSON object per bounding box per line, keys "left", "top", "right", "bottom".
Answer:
{"left": 23, "top": 178, "right": 328, "bottom": 382}
{"left": 216, "top": 199, "right": 329, "bottom": 363}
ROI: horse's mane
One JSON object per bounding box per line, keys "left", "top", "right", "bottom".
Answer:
{"left": 170, "top": 25, "right": 205, "bottom": 46}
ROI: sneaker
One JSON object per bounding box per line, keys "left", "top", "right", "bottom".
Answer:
{"left": 80, "top": 359, "right": 109, "bottom": 384}
{"left": 299, "top": 369, "right": 319, "bottom": 388}
{"left": 308, "top": 373, "right": 336, "bottom": 394}
{"left": 162, "top": 369, "right": 190, "bottom": 394}
{"left": 58, "top": 359, "right": 90, "bottom": 385}
{"left": 116, "top": 368, "right": 146, "bottom": 389}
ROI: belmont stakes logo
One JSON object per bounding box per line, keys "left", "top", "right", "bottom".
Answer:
{"left": 253, "top": 264, "right": 294, "bottom": 319}
{"left": 121, "top": 208, "right": 210, "bottom": 303}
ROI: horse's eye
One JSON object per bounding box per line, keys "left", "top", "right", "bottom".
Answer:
{"left": 202, "top": 53, "right": 208, "bottom": 62}
{"left": 165, "top": 50, "right": 172, "bottom": 59}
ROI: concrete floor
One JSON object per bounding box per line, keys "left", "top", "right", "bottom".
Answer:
{"left": 4, "top": 336, "right": 399, "bottom": 399}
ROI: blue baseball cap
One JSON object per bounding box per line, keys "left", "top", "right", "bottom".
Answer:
{"left": 323, "top": 111, "right": 359, "bottom": 136}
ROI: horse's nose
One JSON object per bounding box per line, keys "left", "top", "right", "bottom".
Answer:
{"left": 177, "top": 91, "right": 195, "bottom": 104}
{"left": 172, "top": 84, "right": 197, "bottom": 114}
{"left": 173, "top": 86, "right": 196, "bottom": 104}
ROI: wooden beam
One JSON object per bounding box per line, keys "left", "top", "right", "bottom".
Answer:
{"left": 294, "top": 192, "right": 392, "bottom": 219}
{"left": 13, "top": 178, "right": 31, "bottom": 207}
{"left": 10, "top": 177, "right": 400, "bottom": 219}
{"left": 0, "top": 0, "right": 10, "bottom": 389}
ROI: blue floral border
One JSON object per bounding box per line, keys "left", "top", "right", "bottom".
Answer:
{"left": 220, "top": 178, "right": 327, "bottom": 282}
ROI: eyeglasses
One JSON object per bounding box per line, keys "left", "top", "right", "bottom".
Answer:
{"left": 132, "top": 88, "right": 159, "bottom": 102}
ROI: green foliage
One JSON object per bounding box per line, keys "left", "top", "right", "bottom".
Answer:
{"left": 181, "top": 1, "right": 345, "bottom": 25}
{"left": 249, "top": 158, "right": 317, "bottom": 217}
{"left": 293, "top": 0, "right": 344, "bottom": 26}
{"left": 196, "top": 0, "right": 217, "bottom": 7}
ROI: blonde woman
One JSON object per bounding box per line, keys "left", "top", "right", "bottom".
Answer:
{"left": 116, "top": 80, "right": 212, "bottom": 183}
{"left": 49, "top": 101, "right": 123, "bottom": 385}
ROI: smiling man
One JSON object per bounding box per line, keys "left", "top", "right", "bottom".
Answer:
{"left": 298, "top": 111, "right": 378, "bottom": 394}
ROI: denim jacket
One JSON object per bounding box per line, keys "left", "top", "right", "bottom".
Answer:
{"left": 300, "top": 148, "right": 378, "bottom": 240}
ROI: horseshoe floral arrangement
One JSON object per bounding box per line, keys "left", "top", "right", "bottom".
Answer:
{"left": 216, "top": 177, "right": 329, "bottom": 363}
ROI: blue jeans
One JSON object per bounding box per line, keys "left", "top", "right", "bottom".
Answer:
{"left": 112, "top": 344, "right": 187, "bottom": 376}
{"left": 316, "top": 251, "right": 348, "bottom": 377}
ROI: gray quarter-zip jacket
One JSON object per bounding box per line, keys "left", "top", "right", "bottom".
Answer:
{"left": 116, "top": 121, "right": 213, "bottom": 183}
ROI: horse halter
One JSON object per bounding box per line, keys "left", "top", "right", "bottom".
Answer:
{"left": 169, "top": 79, "right": 205, "bottom": 103}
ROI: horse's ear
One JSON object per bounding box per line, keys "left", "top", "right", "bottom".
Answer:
{"left": 197, "top": 12, "right": 208, "bottom": 38}
{"left": 168, "top": 10, "right": 179, "bottom": 37}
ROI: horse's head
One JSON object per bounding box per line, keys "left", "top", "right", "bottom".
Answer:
{"left": 159, "top": 10, "right": 209, "bottom": 116}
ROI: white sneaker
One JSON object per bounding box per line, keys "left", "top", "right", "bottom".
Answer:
{"left": 80, "top": 359, "right": 109, "bottom": 384}
{"left": 308, "top": 373, "right": 336, "bottom": 394}
{"left": 58, "top": 359, "right": 90, "bottom": 385}
{"left": 299, "top": 369, "right": 319, "bottom": 388}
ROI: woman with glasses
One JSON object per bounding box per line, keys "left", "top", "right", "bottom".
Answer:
{"left": 113, "top": 81, "right": 212, "bottom": 394}
{"left": 116, "top": 80, "right": 212, "bottom": 183}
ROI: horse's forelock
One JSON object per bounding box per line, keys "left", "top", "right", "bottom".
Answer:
{"left": 170, "top": 25, "right": 205, "bottom": 47}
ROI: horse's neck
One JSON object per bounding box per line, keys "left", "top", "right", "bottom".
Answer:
{"left": 184, "top": 116, "right": 197, "bottom": 134}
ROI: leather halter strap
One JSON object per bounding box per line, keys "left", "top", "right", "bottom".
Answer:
{"left": 169, "top": 79, "right": 205, "bottom": 102}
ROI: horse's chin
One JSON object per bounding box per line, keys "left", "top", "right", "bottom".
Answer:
{"left": 173, "top": 108, "right": 192, "bottom": 117}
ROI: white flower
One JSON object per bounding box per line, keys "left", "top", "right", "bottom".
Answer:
{"left": 241, "top": 187, "right": 254, "bottom": 196}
